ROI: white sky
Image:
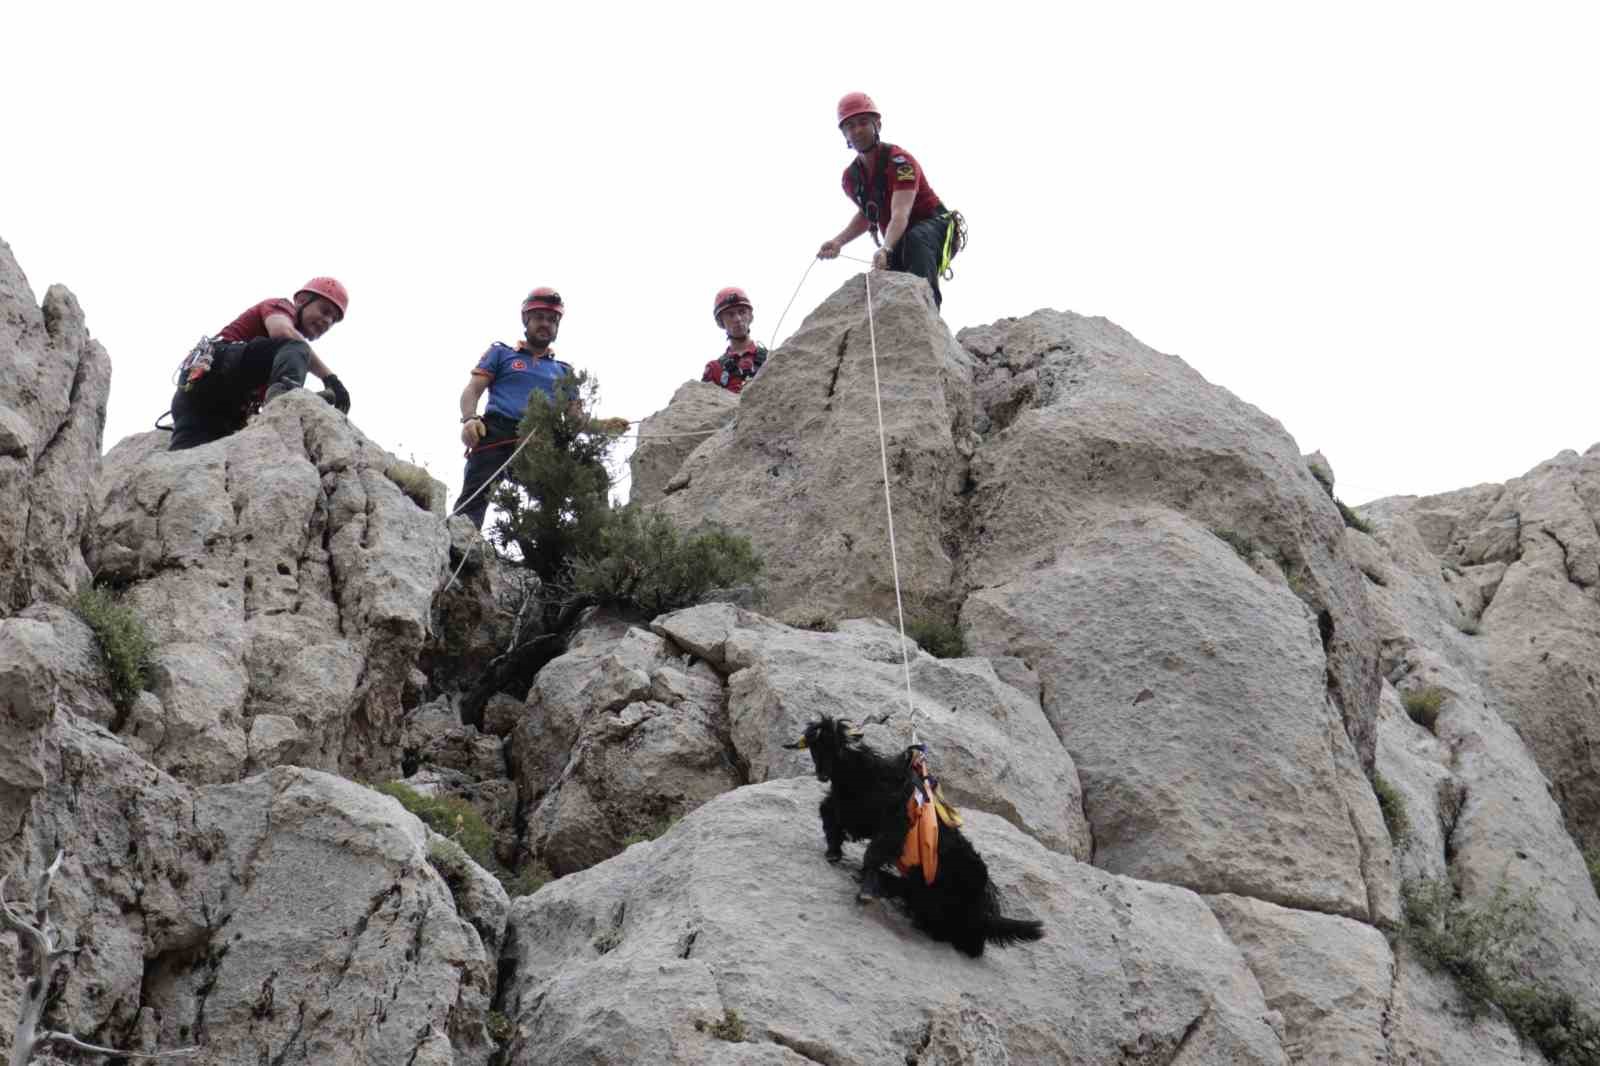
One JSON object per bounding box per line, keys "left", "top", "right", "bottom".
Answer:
{"left": 4, "top": 2, "right": 1596, "bottom": 509}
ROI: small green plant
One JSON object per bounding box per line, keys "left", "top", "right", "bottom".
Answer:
{"left": 1372, "top": 773, "right": 1410, "bottom": 845}
{"left": 504, "top": 861, "right": 554, "bottom": 897}
{"left": 486, "top": 1011, "right": 513, "bottom": 1043}
{"left": 781, "top": 605, "right": 839, "bottom": 632}
{"left": 572, "top": 505, "right": 763, "bottom": 617}
{"left": 384, "top": 461, "right": 442, "bottom": 514}
{"left": 374, "top": 781, "right": 495, "bottom": 870}
{"left": 696, "top": 1008, "right": 748, "bottom": 1043}
{"left": 1403, "top": 876, "right": 1600, "bottom": 1063}
{"left": 1402, "top": 687, "right": 1447, "bottom": 731}
{"left": 621, "top": 814, "right": 677, "bottom": 849}
{"left": 905, "top": 617, "right": 966, "bottom": 659}
{"left": 427, "top": 838, "right": 469, "bottom": 882}
{"left": 1212, "top": 529, "right": 1258, "bottom": 562}
{"left": 592, "top": 928, "right": 621, "bottom": 955}
{"left": 1335, "top": 498, "right": 1372, "bottom": 534}
{"left": 74, "top": 586, "right": 153, "bottom": 709}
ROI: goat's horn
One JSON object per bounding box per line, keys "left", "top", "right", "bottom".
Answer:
{"left": 845, "top": 724, "right": 865, "bottom": 738}
{"left": 782, "top": 738, "right": 808, "bottom": 750}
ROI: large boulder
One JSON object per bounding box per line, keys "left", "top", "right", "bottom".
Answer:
{"left": 627, "top": 380, "right": 738, "bottom": 506}
{"left": 0, "top": 239, "right": 110, "bottom": 613}
{"left": 955, "top": 309, "right": 1380, "bottom": 774}
{"left": 653, "top": 272, "right": 975, "bottom": 620}
{"left": 91, "top": 392, "right": 451, "bottom": 781}
{"left": 499, "top": 778, "right": 1287, "bottom": 1066}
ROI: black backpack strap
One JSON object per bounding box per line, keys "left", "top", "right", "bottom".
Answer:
{"left": 850, "top": 144, "right": 898, "bottom": 246}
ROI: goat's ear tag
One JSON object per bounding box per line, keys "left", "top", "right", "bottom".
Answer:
{"left": 782, "top": 738, "right": 808, "bottom": 750}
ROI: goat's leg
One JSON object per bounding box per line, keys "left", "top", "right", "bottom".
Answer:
{"left": 856, "top": 831, "right": 902, "bottom": 903}
{"left": 819, "top": 797, "right": 845, "bottom": 863}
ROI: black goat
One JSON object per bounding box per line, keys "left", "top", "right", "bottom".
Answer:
{"left": 785, "top": 715, "right": 1044, "bottom": 957}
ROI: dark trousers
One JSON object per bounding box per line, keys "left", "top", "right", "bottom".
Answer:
{"left": 454, "top": 413, "right": 522, "bottom": 529}
{"left": 169, "top": 337, "right": 312, "bottom": 450}
{"left": 889, "top": 213, "right": 951, "bottom": 307}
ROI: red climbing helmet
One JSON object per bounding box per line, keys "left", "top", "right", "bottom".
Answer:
{"left": 836, "top": 91, "right": 880, "bottom": 127}
{"left": 520, "top": 286, "right": 564, "bottom": 320}
{"left": 295, "top": 277, "right": 349, "bottom": 319}
{"left": 712, "top": 286, "right": 753, "bottom": 325}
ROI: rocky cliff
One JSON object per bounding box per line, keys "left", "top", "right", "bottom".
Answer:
{"left": 3, "top": 235, "right": 1595, "bottom": 1064}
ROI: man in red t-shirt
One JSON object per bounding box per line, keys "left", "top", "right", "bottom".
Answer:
{"left": 702, "top": 287, "right": 768, "bottom": 394}
{"left": 168, "top": 277, "right": 351, "bottom": 450}
{"left": 817, "top": 92, "right": 953, "bottom": 307}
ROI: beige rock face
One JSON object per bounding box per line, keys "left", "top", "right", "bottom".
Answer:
{"left": 500, "top": 779, "right": 1288, "bottom": 1066}
{"left": 1356, "top": 491, "right": 1600, "bottom": 1012}
{"left": 0, "top": 239, "right": 110, "bottom": 613}
{"left": 654, "top": 272, "right": 975, "bottom": 620}
{"left": 653, "top": 603, "right": 1092, "bottom": 859}
{"left": 626, "top": 380, "right": 738, "bottom": 506}
{"left": 92, "top": 393, "right": 450, "bottom": 782}
{"left": 1207, "top": 894, "right": 1393, "bottom": 1066}
{"left": 965, "top": 509, "right": 1387, "bottom": 920}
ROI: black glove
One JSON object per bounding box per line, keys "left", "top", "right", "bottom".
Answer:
{"left": 323, "top": 374, "right": 351, "bottom": 414}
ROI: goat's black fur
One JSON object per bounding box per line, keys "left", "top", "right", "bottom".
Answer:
{"left": 786, "top": 715, "right": 1044, "bottom": 957}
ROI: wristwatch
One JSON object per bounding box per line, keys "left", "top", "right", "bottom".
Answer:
{"left": 460, "top": 414, "right": 484, "bottom": 424}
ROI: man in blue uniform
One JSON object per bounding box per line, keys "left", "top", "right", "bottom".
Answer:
{"left": 454, "top": 287, "right": 577, "bottom": 529}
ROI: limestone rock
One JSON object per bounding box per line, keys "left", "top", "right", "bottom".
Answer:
{"left": 653, "top": 604, "right": 1091, "bottom": 859}
{"left": 1206, "top": 894, "right": 1393, "bottom": 1066}
{"left": 92, "top": 392, "right": 450, "bottom": 781}
{"left": 627, "top": 380, "right": 738, "bottom": 506}
{"left": 653, "top": 272, "right": 975, "bottom": 620}
{"left": 956, "top": 310, "right": 1380, "bottom": 775}
{"left": 138, "top": 768, "right": 496, "bottom": 1066}
{"left": 500, "top": 778, "right": 1287, "bottom": 1066}
{"left": 965, "top": 510, "right": 1384, "bottom": 919}
{"left": 0, "top": 240, "right": 109, "bottom": 613}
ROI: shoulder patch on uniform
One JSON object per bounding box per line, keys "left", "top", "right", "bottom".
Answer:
{"left": 896, "top": 165, "right": 917, "bottom": 181}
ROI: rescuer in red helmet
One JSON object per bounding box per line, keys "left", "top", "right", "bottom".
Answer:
{"left": 817, "top": 92, "right": 960, "bottom": 308}
{"left": 701, "top": 286, "right": 768, "bottom": 394}
{"left": 168, "top": 277, "right": 352, "bottom": 450}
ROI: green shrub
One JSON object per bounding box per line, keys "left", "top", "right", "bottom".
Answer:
{"left": 427, "top": 838, "right": 470, "bottom": 882}
{"left": 905, "top": 617, "right": 965, "bottom": 659}
{"left": 1402, "top": 687, "right": 1447, "bottom": 731}
{"left": 780, "top": 606, "right": 839, "bottom": 632}
{"left": 384, "top": 461, "right": 442, "bottom": 514}
{"left": 1336, "top": 498, "right": 1372, "bottom": 534}
{"left": 1212, "top": 529, "right": 1258, "bottom": 561}
{"left": 696, "top": 1009, "right": 748, "bottom": 1043}
{"left": 592, "top": 927, "right": 621, "bottom": 955}
{"left": 621, "top": 814, "right": 677, "bottom": 849}
{"left": 486, "top": 1011, "right": 513, "bottom": 1043}
{"left": 505, "top": 861, "right": 554, "bottom": 898}
{"left": 374, "top": 781, "right": 495, "bottom": 870}
{"left": 1403, "top": 877, "right": 1600, "bottom": 1063}
{"left": 1373, "top": 773, "right": 1410, "bottom": 845}
{"left": 493, "top": 369, "right": 619, "bottom": 589}
{"left": 572, "top": 505, "right": 762, "bottom": 617}
{"left": 74, "top": 586, "right": 153, "bottom": 709}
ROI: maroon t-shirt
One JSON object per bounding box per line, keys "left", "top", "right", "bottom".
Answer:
{"left": 216, "top": 298, "right": 297, "bottom": 342}
{"left": 841, "top": 144, "right": 943, "bottom": 235}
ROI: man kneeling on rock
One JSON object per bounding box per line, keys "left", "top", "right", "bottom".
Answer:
{"left": 168, "top": 277, "right": 352, "bottom": 450}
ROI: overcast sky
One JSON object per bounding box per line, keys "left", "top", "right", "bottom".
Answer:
{"left": 4, "top": 2, "right": 1596, "bottom": 510}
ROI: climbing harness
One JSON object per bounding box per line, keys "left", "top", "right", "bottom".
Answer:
{"left": 938, "top": 211, "right": 968, "bottom": 280}
{"left": 174, "top": 335, "right": 220, "bottom": 391}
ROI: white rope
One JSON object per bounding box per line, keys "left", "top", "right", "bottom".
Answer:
{"left": 768, "top": 257, "right": 818, "bottom": 352}
{"left": 861, "top": 268, "right": 919, "bottom": 738}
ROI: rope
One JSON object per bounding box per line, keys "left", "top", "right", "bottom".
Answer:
{"left": 861, "top": 268, "right": 919, "bottom": 740}
{"left": 768, "top": 257, "right": 818, "bottom": 352}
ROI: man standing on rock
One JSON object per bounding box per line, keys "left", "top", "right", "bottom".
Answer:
{"left": 817, "top": 92, "right": 960, "bottom": 308}
{"left": 168, "top": 277, "right": 352, "bottom": 450}
{"left": 702, "top": 287, "right": 768, "bottom": 394}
